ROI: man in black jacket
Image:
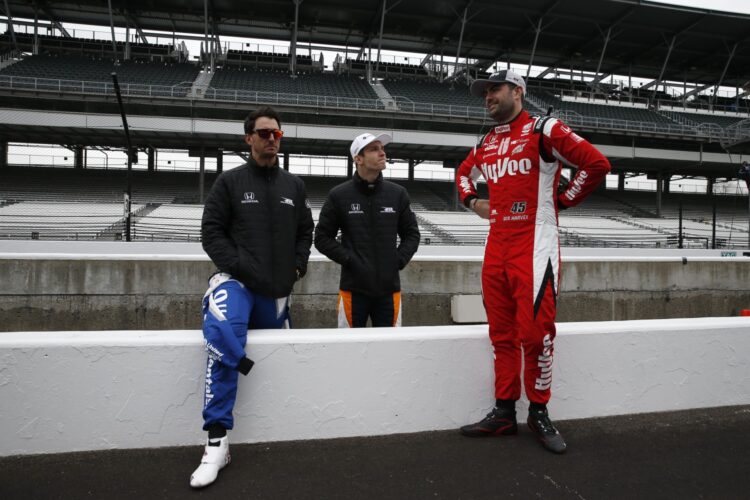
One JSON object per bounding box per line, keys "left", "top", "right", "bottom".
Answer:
{"left": 314, "top": 132, "right": 420, "bottom": 328}
{"left": 190, "top": 106, "right": 314, "bottom": 488}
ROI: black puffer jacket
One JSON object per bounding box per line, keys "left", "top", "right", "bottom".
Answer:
{"left": 201, "top": 158, "right": 314, "bottom": 298}
{"left": 314, "top": 172, "right": 420, "bottom": 296}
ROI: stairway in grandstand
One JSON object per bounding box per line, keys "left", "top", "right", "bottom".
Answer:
{"left": 189, "top": 70, "right": 215, "bottom": 99}
{"left": 0, "top": 54, "right": 19, "bottom": 71}
{"left": 370, "top": 81, "right": 399, "bottom": 110}
{"left": 95, "top": 203, "right": 161, "bottom": 240}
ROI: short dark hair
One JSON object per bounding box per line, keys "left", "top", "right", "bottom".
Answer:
{"left": 244, "top": 106, "right": 282, "bottom": 134}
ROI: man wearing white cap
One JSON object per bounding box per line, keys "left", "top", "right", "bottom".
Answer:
{"left": 314, "top": 132, "right": 420, "bottom": 327}
{"left": 455, "top": 69, "right": 611, "bottom": 453}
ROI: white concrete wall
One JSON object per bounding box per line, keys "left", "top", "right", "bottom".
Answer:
{"left": 1, "top": 317, "right": 749, "bottom": 457}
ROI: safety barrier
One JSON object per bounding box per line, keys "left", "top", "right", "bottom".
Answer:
{"left": 1, "top": 317, "right": 749, "bottom": 456}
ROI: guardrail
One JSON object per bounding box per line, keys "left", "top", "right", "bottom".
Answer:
{"left": 0, "top": 74, "right": 748, "bottom": 142}
{"left": 1, "top": 202, "right": 747, "bottom": 248}
{"left": 553, "top": 110, "right": 743, "bottom": 143}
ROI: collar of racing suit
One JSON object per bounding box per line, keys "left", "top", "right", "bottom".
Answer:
{"left": 495, "top": 108, "right": 528, "bottom": 129}
{"left": 353, "top": 170, "right": 383, "bottom": 195}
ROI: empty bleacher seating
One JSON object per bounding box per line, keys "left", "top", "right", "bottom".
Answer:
{"left": 0, "top": 54, "right": 199, "bottom": 96}
{"left": 339, "top": 58, "right": 428, "bottom": 78}
{"left": 1, "top": 166, "right": 747, "bottom": 248}
{"left": 0, "top": 32, "right": 173, "bottom": 60}
{"left": 382, "top": 79, "right": 484, "bottom": 113}
{"left": 223, "top": 49, "right": 317, "bottom": 71}
{"left": 0, "top": 167, "right": 210, "bottom": 204}
{"left": 529, "top": 90, "right": 674, "bottom": 124}
{"left": 207, "top": 67, "right": 381, "bottom": 108}
{"left": 0, "top": 201, "right": 141, "bottom": 240}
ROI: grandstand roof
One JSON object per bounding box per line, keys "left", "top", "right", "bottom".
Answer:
{"left": 4, "top": 0, "right": 750, "bottom": 87}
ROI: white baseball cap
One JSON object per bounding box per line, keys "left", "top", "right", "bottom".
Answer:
{"left": 469, "top": 69, "right": 526, "bottom": 97}
{"left": 350, "top": 132, "right": 392, "bottom": 159}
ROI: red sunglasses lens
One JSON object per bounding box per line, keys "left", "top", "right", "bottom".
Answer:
{"left": 256, "top": 129, "right": 283, "bottom": 140}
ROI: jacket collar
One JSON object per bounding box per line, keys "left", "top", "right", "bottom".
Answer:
{"left": 353, "top": 171, "right": 383, "bottom": 194}
{"left": 248, "top": 155, "right": 280, "bottom": 174}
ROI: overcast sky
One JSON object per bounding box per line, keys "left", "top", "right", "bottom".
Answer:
{"left": 652, "top": 0, "right": 750, "bottom": 15}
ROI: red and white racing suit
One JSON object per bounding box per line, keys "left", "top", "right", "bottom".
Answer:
{"left": 456, "top": 109, "right": 610, "bottom": 404}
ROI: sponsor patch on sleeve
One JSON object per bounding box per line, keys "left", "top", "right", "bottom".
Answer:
{"left": 569, "top": 132, "right": 584, "bottom": 143}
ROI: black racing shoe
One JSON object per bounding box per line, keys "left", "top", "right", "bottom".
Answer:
{"left": 527, "top": 408, "right": 567, "bottom": 454}
{"left": 460, "top": 407, "right": 518, "bottom": 437}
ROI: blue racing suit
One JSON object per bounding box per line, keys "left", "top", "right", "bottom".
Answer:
{"left": 201, "top": 272, "right": 290, "bottom": 430}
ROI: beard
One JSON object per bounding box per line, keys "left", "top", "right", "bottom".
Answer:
{"left": 489, "top": 99, "right": 516, "bottom": 123}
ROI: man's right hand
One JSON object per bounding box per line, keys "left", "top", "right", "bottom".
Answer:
{"left": 471, "top": 199, "right": 491, "bottom": 220}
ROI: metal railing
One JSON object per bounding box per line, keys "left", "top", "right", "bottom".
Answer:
{"left": 0, "top": 75, "right": 193, "bottom": 98}
{"left": 2, "top": 205, "right": 747, "bottom": 248}
{"left": 0, "top": 74, "right": 749, "bottom": 141}
{"left": 553, "top": 110, "right": 742, "bottom": 143}
{"left": 203, "top": 86, "right": 387, "bottom": 110}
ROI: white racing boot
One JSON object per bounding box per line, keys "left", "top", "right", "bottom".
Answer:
{"left": 189, "top": 436, "right": 231, "bottom": 488}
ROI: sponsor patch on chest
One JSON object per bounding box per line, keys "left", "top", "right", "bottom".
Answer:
{"left": 349, "top": 203, "right": 364, "bottom": 214}
{"left": 481, "top": 157, "right": 533, "bottom": 183}
{"left": 241, "top": 192, "right": 259, "bottom": 204}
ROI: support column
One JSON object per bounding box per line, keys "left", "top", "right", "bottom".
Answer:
{"left": 347, "top": 156, "right": 353, "bottom": 178}
{"left": 663, "top": 175, "right": 670, "bottom": 195}
{"left": 526, "top": 16, "right": 543, "bottom": 79}
{"left": 618, "top": 172, "right": 625, "bottom": 192}
{"left": 3, "top": 0, "right": 17, "bottom": 52}
{"left": 147, "top": 147, "right": 155, "bottom": 172}
{"left": 592, "top": 26, "right": 612, "bottom": 86}
{"left": 408, "top": 159, "right": 414, "bottom": 181}
{"left": 33, "top": 7, "right": 39, "bottom": 55}
{"left": 204, "top": 0, "right": 211, "bottom": 71}
{"left": 216, "top": 151, "right": 223, "bottom": 173}
{"left": 289, "top": 0, "right": 302, "bottom": 74}
{"left": 107, "top": 0, "right": 118, "bottom": 62}
{"left": 283, "top": 152, "right": 290, "bottom": 171}
{"left": 709, "top": 42, "right": 737, "bottom": 109}
{"left": 199, "top": 151, "right": 205, "bottom": 204}
{"left": 649, "top": 35, "right": 676, "bottom": 99}
{"left": 375, "top": 0, "right": 388, "bottom": 75}
{"left": 74, "top": 146, "right": 84, "bottom": 169}
{"left": 706, "top": 177, "right": 715, "bottom": 196}
{"left": 655, "top": 173, "right": 663, "bottom": 217}
{"left": 125, "top": 24, "right": 131, "bottom": 61}
{"left": 0, "top": 142, "right": 7, "bottom": 169}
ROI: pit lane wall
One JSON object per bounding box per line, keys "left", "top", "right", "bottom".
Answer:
{"left": 1, "top": 317, "right": 749, "bottom": 456}
{"left": 1, "top": 243, "right": 750, "bottom": 331}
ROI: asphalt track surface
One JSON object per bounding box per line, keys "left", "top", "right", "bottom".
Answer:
{"left": 2, "top": 405, "right": 748, "bottom": 500}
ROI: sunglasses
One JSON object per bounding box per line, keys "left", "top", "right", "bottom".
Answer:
{"left": 253, "top": 128, "right": 284, "bottom": 140}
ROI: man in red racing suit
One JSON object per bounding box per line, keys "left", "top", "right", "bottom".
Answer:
{"left": 456, "top": 70, "right": 610, "bottom": 454}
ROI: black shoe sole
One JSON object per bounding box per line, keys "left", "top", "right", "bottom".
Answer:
{"left": 459, "top": 423, "right": 518, "bottom": 437}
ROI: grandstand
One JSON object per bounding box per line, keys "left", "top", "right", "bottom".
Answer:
{"left": 1, "top": 166, "right": 747, "bottom": 248}
{"left": 0, "top": 53, "right": 198, "bottom": 96}
{"left": 132, "top": 203, "right": 202, "bottom": 242}
{"left": 207, "top": 67, "right": 380, "bottom": 105}
{"left": 0, "top": 0, "right": 748, "bottom": 251}
{"left": 0, "top": 201, "right": 142, "bottom": 240}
